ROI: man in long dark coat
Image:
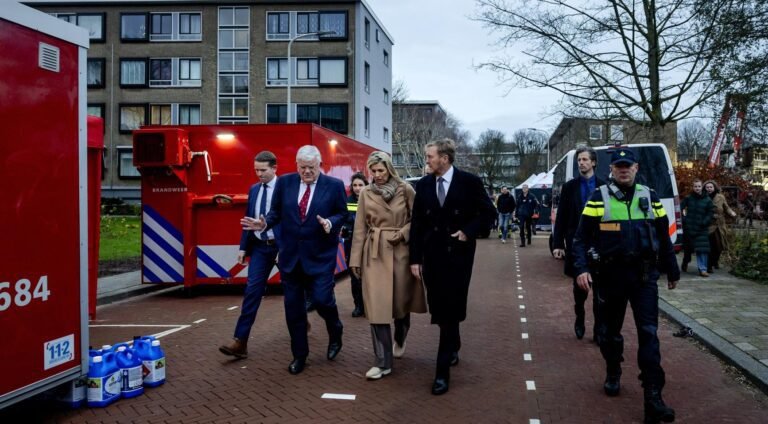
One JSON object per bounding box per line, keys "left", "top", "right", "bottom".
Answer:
{"left": 409, "top": 139, "right": 496, "bottom": 395}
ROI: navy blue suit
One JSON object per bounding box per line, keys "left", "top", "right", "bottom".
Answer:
{"left": 234, "top": 181, "right": 279, "bottom": 341}
{"left": 265, "top": 173, "right": 348, "bottom": 359}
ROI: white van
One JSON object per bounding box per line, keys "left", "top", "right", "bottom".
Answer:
{"left": 549, "top": 143, "right": 682, "bottom": 251}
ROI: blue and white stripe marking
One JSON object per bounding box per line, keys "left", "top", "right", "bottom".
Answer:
{"left": 142, "top": 206, "right": 184, "bottom": 283}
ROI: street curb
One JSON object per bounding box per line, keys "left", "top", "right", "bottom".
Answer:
{"left": 96, "top": 284, "right": 177, "bottom": 306}
{"left": 658, "top": 298, "right": 768, "bottom": 394}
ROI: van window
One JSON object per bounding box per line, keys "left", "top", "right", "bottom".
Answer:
{"left": 552, "top": 157, "right": 567, "bottom": 207}
{"left": 573, "top": 146, "right": 673, "bottom": 198}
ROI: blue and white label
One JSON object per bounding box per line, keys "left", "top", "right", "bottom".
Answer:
{"left": 44, "top": 334, "right": 75, "bottom": 370}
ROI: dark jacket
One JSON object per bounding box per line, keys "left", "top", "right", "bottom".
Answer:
{"left": 681, "top": 192, "right": 714, "bottom": 254}
{"left": 515, "top": 192, "right": 539, "bottom": 219}
{"left": 265, "top": 173, "right": 348, "bottom": 274}
{"left": 496, "top": 192, "right": 516, "bottom": 214}
{"left": 552, "top": 175, "right": 604, "bottom": 277}
{"left": 409, "top": 167, "right": 496, "bottom": 324}
{"left": 240, "top": 180, "right": 281, "bottom": 255}
{"left": 342, "top": 193, "right": 358, "bottom": 240}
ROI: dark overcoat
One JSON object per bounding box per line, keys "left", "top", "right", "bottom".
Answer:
{"left": 552, "top": 176, "right": 604, "bottom": 277}
{"left": 681, "top": 192, "right": 713, "bottom": 254}
{"left": 409, "top": 168, "right": 496, "bottom": 324}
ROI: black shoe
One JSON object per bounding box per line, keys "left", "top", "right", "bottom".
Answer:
{"left": 519, "top": 243, "right": 525, "bottom": 247}
{"left": 450, "top": 352, "right": 459, "bottom": 367}
{"left": 351, "top": 306, "right": 364, "bottom": 317}
{"left": 575, "top": 321, "right": 586, "bottom": 340}
{"left": 644, "top": 387, "right": 675, "bottom": 423}
{"left": 681, "top": 262, "right": 688, "bottom": 272}
{"left": 431, "top": 376, "right": 450, "bottom": 395}
{"left": 327, "top": 339, "right": 343, "bottom": 360}
{"left": 288, "top": 357, "right": 306, "bottom": 375}
{"left": 604, "top": 374, "right": 621, "bottom": 396}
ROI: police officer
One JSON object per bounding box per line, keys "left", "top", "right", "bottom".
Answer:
{"left": 343, "top": 172, "right": 368, "bottom": 317}
{"left": 572, "top": 148, "right": 679, "bottom": 424}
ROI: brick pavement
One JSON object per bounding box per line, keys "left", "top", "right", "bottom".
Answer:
{"left": 2, "top": 236, "right": 767, "bottom": 423}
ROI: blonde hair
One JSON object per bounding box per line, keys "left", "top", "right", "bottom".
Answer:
{"left": 366, "top": 151, "right": 403, "bottom": 184}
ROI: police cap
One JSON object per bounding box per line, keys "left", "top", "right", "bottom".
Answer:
{"left": 610, "top": 148, "right": 637, "bottom": 165}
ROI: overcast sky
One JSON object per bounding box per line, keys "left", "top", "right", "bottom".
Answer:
{"left": 368, "top": 0, "right": 562, "bottom": 142}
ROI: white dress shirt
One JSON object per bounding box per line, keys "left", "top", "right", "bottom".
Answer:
{"left": 297, "top": 179, "right": 318, "bottom": 209}
{"left": 254, "top": 176, "right": 276, "bottom": 240}
{"left": 436, "top": 165, "right": 454, "bottom": 198}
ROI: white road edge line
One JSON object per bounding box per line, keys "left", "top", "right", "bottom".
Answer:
{"left": 227, "top": 306, "right": 239, "bottom": 310}
{"left": 90, "top": 324, "right": 187, "bottom": 328}
{"left": 526, "top": 380, "right": 536, "bottom": 390}
{"left": 151, "top": 325, "right": 191, "bottom": 339}
{"left": 321, "top": 393, "right": 356, "bottom": 400}
{"left": 193, "top": 318, "right": 207, "bottom": 324}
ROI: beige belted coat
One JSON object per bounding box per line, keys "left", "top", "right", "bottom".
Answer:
{"left": 349, "top": 183, "right": 427, "bottom": 324}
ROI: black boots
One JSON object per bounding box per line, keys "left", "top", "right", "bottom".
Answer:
{"left": 604, "top": 365, "right": 621, "bottom": 396}
{"left": 644, "top": 386, "right": 675, "bottom": 423}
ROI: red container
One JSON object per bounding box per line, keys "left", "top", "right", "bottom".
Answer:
{"left": 87, "top": 116, "right": 104, "bottom": 319}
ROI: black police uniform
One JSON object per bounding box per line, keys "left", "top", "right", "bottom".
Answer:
{"left": 572, "top": 148, "right": 679, "bottom": 424}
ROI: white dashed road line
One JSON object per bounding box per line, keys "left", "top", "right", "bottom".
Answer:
{"left": 321, "top": 393, "right": 356, "bottom": 400}
{"left": 227, "top": 306, "right": 239, "bottom": 310}
{"left": 524, "top": 353, "right": 532, "bottom": 361}
{"left": 526, "top": 380, "right": 536, "bottom": 390}
{"left": 193, "top": 318, "right": 207, "bottom": 324}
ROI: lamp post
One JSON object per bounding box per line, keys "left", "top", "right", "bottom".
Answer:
{"left": 526, "top": 128, "right": 551, "bottom": 171}
{"left": 287, "top": 31, "right": 334, "bottom": 123}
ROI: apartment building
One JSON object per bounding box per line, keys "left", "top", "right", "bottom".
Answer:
{"left": 392, "top": 101, "right": 449, "bottom": 178}
{"left": 25, "top": 0, "right": 393, "bottom": 200}
{"left": 548, "top": 117, "right": 678, "bottom": 165}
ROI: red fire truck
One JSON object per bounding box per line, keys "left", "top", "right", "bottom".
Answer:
{"left": 133, "top": 124, "right": 376, "bottom": 291}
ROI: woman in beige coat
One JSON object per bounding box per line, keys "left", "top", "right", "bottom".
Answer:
{"left": 350, "top": 151, "right": 427, "bottom": 380}
{"left": 704, "top": 180, "right": 737, "bottom": 272}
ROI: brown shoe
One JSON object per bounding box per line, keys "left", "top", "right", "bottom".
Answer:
{"left": 219, "top": 338, "right": 248, "bottom": 358}
{"left": 699, "top": 271, "right": 709, "bottom": 277}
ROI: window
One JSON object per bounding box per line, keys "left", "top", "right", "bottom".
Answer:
{"left": 266, "top": 58, "right": 289, "bottom": 85}
{"left": 319, "top": 104, "right": 348, "bottom": 133}
{"left": 266, "top": 103, "right": 348, "bottom": 133}
{"left": 383, "top": 88, "right": 389, "bottom": 104}
{"left": 120, "top": 59, "right": 148, "bottom": 87}
{"left": 364, "top": 18, "right": 370, "bottom": 48}
{"left": 219, "top": 75, "right": 249, "bottom": 94}
{"left": 364, "top": 107, "right": 370, "bottom": 137}
{"left": 150, "top": 104, "right": 172, "bottom": 125}
{"left": 266, "top": 12, "right": 289, "bottom": 39}
{"left": 87, "top": 104, "right": 104, "bottom": 118}
{"left": 296, "top": 58, "right": 319, "bottom": 84}
{"left": 117, "top": 148, "right": 141, "bottom": 179}
{"left": 610, "top": 124, "right": 624, "bottom": 141}
{"left": 393, "top": 153, "right": 404, "bottom": 166}
{"left": 266, "top": 104, "right": 287, "bottom": 123}
{"left": 589, "top": 125, "right": 603, "bottom": 140}
{"left": 121, "top": 13, "right": 149, "bottom": 41}
{"left": 219, "top": 98, "right": 248, "bottom": 119}
{"left": 87, "top": 58, "right": 105, "bottom": 88}
{"left": 219, "top": 28, "right": 249, "bottom": 48}
{"left": 119, "top": 104, "right": 147, "bottom": 133}
{"left": 148, "top": 58, "right": 201, "bottom": 87}
{"left": 319, "top": 11, "right": 347, "bottom": 39}
{"left": 364, "top": 62, "right": 370, "bottom": 93}
{"left": 297, "top": 12, "right": 319, "bottom": 35}
{"left": 219, "top": 7, "right": 249, "bottom": 26}
{"left": 150, "top": 13, "right": 172, "bottom": 38}
{"left": 54, "top": 13, "right": 105, "bottom": 42}
{"left": 318, "top": 58, "right": 346, "bottom": 85}
{"left": 383, "top": 50, "right": 389, "bottom": 66}
{"left": 179, "top": 104, "right": 201, "bottom": 124}
{"left": 383, "top": 127, "right": 389, "bottom": 143}
{"left": 219, "top": 52, "right": 249, "bottom": 72}
{"left": 376, "top": 29, "right": 380, "bottom": 43}
{"left": 149, "top": 12, "right": 204, "bottom": 41}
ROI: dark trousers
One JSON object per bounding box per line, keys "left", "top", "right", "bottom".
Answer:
{"left": 436, "top": 321, "right": 461, "bottom": 377}
{"left": 573, "top": 277, "right": 602, "bottom": 339}
{"left": 708, "top": 232, "right": 722, "bottom": 269}
{"left": 519, "top": 217, "right": 533, "bottom": 244}
{"left": 597, "top": 262, "right": 665, "bottom": 388}
{"left": 282, "top": 263, "right": 343, "bottom": 359}
{"left": 344, "top": 238, "right": 364, "bottom": 310}
{"left": 234, "top": 242, "right": 279, "bottom": 341}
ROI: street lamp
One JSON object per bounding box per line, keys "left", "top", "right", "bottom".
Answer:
{"left": 286, "top": 30, "right": 334, "bottom": 123}
{"left": 526, "top": 128, "right": 551, "bottom": 171}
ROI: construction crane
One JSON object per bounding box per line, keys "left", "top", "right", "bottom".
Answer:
{"left": 707, "top": 93, "right": 747, "bottom": 168}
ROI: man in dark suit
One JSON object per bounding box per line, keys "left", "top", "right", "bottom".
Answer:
{"left": 409, "top": 139, "right": 496, "bottom": 395}
{"left": 552, "top": 146, "right": 604, "bottom": 342}
{"left": 243, "top": 145, "right": 348, "bottom": 375}
{"left": 220, "top": 151, "right": 280, "bottom": 359}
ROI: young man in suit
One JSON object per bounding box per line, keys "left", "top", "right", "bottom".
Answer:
{"left": 243, "top": 145, "right": 348, "bottom": 375}
{"left": 409, "top": 139, "right": 496, "bottom": 395}
{"left": 220, "top": 151, "right": 280, "bottom": 359}
{"left": 552, "top": 146, "right": 605, "bottom": 343}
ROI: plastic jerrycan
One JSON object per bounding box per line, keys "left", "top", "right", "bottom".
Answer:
{"left": 86, "top": 354, "right": 122, "bottom": 407}
{"left": 115, "top": 346, "right": 145, "bottom": 398}
{"left": 135, "top": 338, "right": 166, "bottom": 387}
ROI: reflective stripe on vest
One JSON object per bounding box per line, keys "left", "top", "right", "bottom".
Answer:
{"left": 598, "top": 184, "right": 655, "bottom": 222}
{"left": 347, "top": 202, "right": 358, "bottom": 212}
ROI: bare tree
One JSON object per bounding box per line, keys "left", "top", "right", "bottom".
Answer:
{"left": 677, "top": 119, "right": 712, "bottom": 162}
{"left": 510, "top": 129, "right": 547, "bottom": 182}
{"left": 475, "top": 0, "right": 737, "bottom": 144}
{"left": 393, "top": 105, "right": 467, "bottom": 177}
{"left": 391, "top": 79, "right": 410, "bottom": 105}
{"left": 471, "top": 129, "right": 509, "bottom": 191}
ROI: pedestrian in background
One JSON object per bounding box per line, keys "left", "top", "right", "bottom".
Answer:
{"left": 496, "top": 186, "right": 516, "bottom": 244}
{"left": 242, "top": 145, "right": 348, "bottom": 375}
{"left": 704, "top": 180, "right": 736, "bottom": 273}
{"left": 343, "top": 172, "right": 368, "bottom": 317}
{"left": 572, "top": 148, "right": 679, "bottom": 424}
{"left": 409, "top": 139, "right": 496, "bottom": 395}
{"left": 681, "top": 179, "right": 714, "bottom": 277}
{"left": 515, "top": 184, "right": 539, "bottom": 247}
{"left": 349, "top": 151, "right": 426, "bottom": 380}
{"left": 742, "top": 192, "right": 755, "bottom": 227}
{"left": 220, "top": 151, "right": 280, "bottom": 359}
{"left": 552, "top": 145, "right": 604, "bottom": 342}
